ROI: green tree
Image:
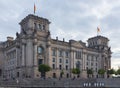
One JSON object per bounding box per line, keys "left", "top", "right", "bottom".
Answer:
{"left": 107, "top": 69, "right": 115, "bottom": 78}
{"left": 38, "top": 64, "right": 51, "bottom": 78}
{"left": 87, "top": 69, "right": 93, "bottom": 78}
{"left": 107, "top": 69, "right": 115, "bottom": 75}
{"left": 117, "top": 69, "right": 120, "bottom": 75}
{"left": 61, "top": 70, "right": 64, "bottom": 75}
{"left": 60, "top": 70, "right": 64, "bottom": 78}
{"left": 72, "top": 68, "right": 80, "bottom": 78}
{"left": 98, "top": 69, "right": 106, "bottom": 78}
{"left": 114, "top": 70, "right": 118, "bottom": 75}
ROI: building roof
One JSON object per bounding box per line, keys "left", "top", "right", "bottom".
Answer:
{"left": 88, "top": 35, "right": 109, "bottom": 41}
{"left": 19, "top": 14, "right": 51, "bottom": 25}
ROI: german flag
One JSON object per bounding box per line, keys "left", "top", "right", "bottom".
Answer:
{"left": 97, "top": 27, "right": 100, "bottom": 32}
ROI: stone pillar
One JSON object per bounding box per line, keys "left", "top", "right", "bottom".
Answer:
{"left": 82, "top": 52, "right": 84, "bottom": 70}
{"left": 26, "top": 39, "right": 33, "bottom": 66}
{"left": 62, "top": 50, "right": 65, "bottom": 70}
{"left": 33, "top": 44, "right": 37, "bottom": 66}
{"left": 70, "top": 50, "right": 74, "bottom": 78}
{"left": 73, "top": 51, "right": 75, "bottom": 68}
{"left": 84, "top": 53, "right": 86, "bottom": 70}
{"left": 81, "top": 52, "right": 87, "bottom": 78}
{"left": 47, "top": 45, "right": 51, "bottom": 66}
{"left": 46, "top": 44, "right": 51, "bottom": 77}
{"left": 26, "top": 39, "right": 33, "bottom": 78}
{"left": 33, "top": 43, "right": 38, "bottom": 78}
{"left": 22, "top": 44, "right": 25, "bottom": 66}
{"left": 56, "top": 48, "right": 59, "bottom": 69}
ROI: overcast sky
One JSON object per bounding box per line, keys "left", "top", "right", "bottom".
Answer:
{"left": 0, "top": 0, "right": 120, "bottom": 69}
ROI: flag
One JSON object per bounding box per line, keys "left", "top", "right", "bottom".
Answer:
{"left": 97, "top": 27, "right": 100, "bottom": 32}
{"left": 34, "top": 3, "right": 36, "bottom": 14}
{"left": 97, "top": 27, "right": 100, "bottom": 36}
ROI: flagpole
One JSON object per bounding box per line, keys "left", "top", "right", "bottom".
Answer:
{"left": 34, "top": 3, "right": 36, "bottom": 14}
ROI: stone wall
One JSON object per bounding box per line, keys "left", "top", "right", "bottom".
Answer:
{"left": 0, "top": 78, "right": 120, "bottom": 88}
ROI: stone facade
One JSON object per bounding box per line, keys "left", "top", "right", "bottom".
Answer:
{"left": 0, "top": 14, "right": 111, "bottom": 79}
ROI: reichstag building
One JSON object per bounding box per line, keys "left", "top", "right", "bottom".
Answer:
{"left": 0, "top": 14, "right": 111, "bottom": 79}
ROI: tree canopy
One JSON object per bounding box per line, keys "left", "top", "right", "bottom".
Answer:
{"left": 38, "top": 64, "right": 51, "bottom": 73}
{"left": 87, "top": 69, "right": 93, "bottom": 75}
{"left": 107, "top": 69, "right": 115, "bottom": 74}
{"left": 61, "top": 70, "right": 64, "bottom": 75}
{"left": 117, "top": 69, "right": 120, "bottom": 75}
{"left": 98, "top": 69, "right": 106, "bottom": 75}
{"left": 72, "top": 68, "right": 80, "bottom": 75}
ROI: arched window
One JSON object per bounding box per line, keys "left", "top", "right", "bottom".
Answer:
{"left": 38, "top": 46, "right": 43, "bottom": 54}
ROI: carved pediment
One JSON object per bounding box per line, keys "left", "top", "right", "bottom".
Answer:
{"left": 71, "top": 41, "right": 84, "bottom": 48}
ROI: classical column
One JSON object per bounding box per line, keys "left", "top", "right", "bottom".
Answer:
{"left": 81, "top": 52, "right": 87, "bottom": 78}
{"left": 25, "top": 39, "right": 34, "bottom": 78}
{"left": 46, "top": 44, "right": 51, "bottom": 66}
{"left": 22, "top": 44, "right": 25, "bottom": 66}
{"left": 82, "top": 52, "right": 85, "bottom": 70}
{"left": 69, "top": 50, "right": 74, "bottom": 78}
{"left": 26, "top": 39, "right": 33, "bottom": 66}
{"left": 56, "top": 48, "right": 59, "bottom": 69}
{"left": 70, "top": 50, "right": 74, "bottom": 69}
{"left": 62, "top": 49, "right": 65, "bottom": 70}
{"left": 32, "top": 43, "right": 37, "bottom": 78}
{"left": 33, "top": 44, "right": 37, "bottom": 66}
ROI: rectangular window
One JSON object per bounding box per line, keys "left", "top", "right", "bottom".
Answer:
{"left": 86, "top": 62, "right": 88, "bottom": 65}
{"left": 59, "top": 58, "right": 62, "bottom": 63}
{"left": 66, "top": 65, "right": 68, "bottom": 70}
{"left": 87, "top": 55, "right": 89, "bottom": 60}
{"left": 76, "top": 51, "right": 77, "bottom": 59}
{"left": 59, "top": 50, "right": 63, "bottom": 57}
{"left": 76, "top": 51, "right": 81, "bottom": 59}
{"left": 52, "top": 49, "right": 56, "bottom": 56}
{"left": 86, "top": 67, "right": 88, "bottom": 70}
{"left": 96, "top": 68, "right": 97, "bottom": 72}
{"left": 65, "top": 51, "right": 69, "bottom": 58}
{"left": 78, "top": 51, "right": 80, "bottom": 59}
{"left": 52, "top": 58, "right": 55, "bottom": 62}
{"left": 79, "top": 51, "right": 81, "bottom": 59}
{"left": 96, "top": 63, "right": 97, "bottom": 66}
{"left": 91, "top": 63, "right": 93, "bottom": 66}
{"left": 59, "top": 65, "right": 62, "bottom": 70}
{"left": 66, "top": 59, "right": 68, "bottom": 63}
{"left": 38, "top": 59, "right": 43, "bottom": 65}
{"left": 52, "top": 64, "right": 55, "bottom": 69}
